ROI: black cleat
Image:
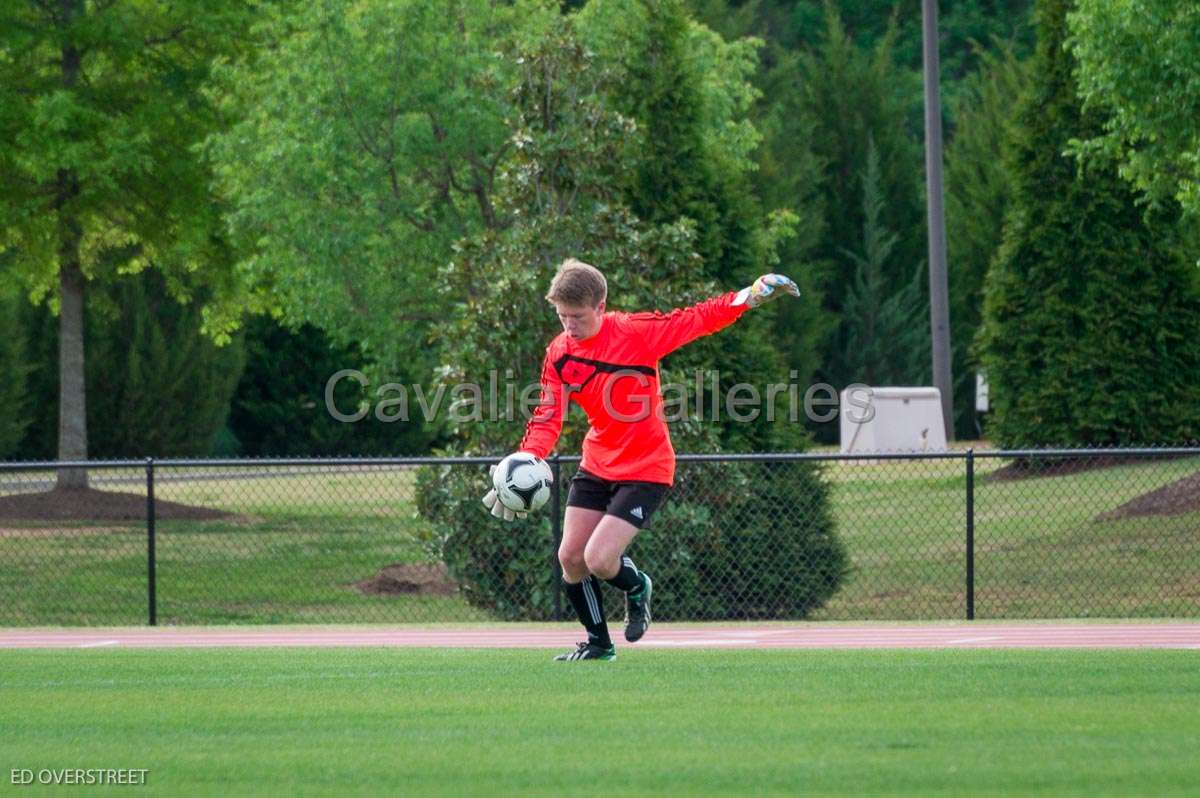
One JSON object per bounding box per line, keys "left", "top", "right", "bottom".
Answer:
{"left": 624, "top": 572, "right": 652, "bottom": 642}
{"left": 554, "top": 641, "right": 616, "bottom": 661}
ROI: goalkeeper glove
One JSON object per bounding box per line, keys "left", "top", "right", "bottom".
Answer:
{"left": 482, "top": 463, "right": 528, "bottom": 522}
{"left": 733, "top": 273, "right": 800, "bottom": 308}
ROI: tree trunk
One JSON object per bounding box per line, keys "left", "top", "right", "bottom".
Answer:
{"left": 56, "top": 241, "right": 88, "bottom": 490}
{"left": 56, "top": 0, "right": 87, "bottom": 490}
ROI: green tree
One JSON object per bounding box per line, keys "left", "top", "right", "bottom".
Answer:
{"left": 792, "top": 8, "right": 927, "bottom": 413}
{"left": 976, "top": 0, "right": 1200, "bottom": 448}
{"left": 695, "top": 8, "right": 836, "bottom": 399}
{"left": 0, "top": 0, "right": 255, "bottom": 485}
{"left": 687, "top": 0, "right": 1038, "bottom": 435}
{"left": 581, "top": 0, "right": 760, "bottom": 282}
{"left": 688, "top": 0, "right": 1034, "bottom": 115}
{"left": 577, "top": 0, "right": 809, "bottom": 452}
{"left": 204, "top": 0, "right": 532, "bottom": 378}
{"left": 434, "top": 13, "right": 714, "bottom": 460}
{"left": 750, "top": 49, "right": 832, "bottom": 392}
{"left": 0, "top": 285, "right": 30, "bottom": 459}
{"left": 944, "top": 41, "right": 1030, "bottom": 437}
{"left": 227, "top": 317, "right": 437, "bottom": 457}
{"left": 1068, "top": 1, "right": 1200, "bottom": 221}
{"left": 12, "top": 300, "right": 57, "bottom": 461}
{"left": 838, "top": 140, "right": 930, "bottom": 387}
{"left": 85, "top": 271, "right": 245, "bottom": 458}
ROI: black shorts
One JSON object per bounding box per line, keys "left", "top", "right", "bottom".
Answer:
{"left": 566, "top": 469, "right": 669, "bottom": 530}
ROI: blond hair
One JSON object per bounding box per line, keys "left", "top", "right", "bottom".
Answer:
{"left": 545, "top": 258, "right": 607, "bottom": 308}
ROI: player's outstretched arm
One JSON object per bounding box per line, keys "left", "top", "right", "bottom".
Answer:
{"left": 628, "top": 273, "right": 802, "bottom": 359}
{"left": 732, "top": 273, "right": 800, "bottom": 308}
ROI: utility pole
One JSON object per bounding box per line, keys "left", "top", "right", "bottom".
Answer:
{"left": 922, "top": 0, "right": 954, "bottom": 441}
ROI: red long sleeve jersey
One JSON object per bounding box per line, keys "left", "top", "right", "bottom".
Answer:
{"left": 519, "top": 291, "right": 750, "bottom": 485}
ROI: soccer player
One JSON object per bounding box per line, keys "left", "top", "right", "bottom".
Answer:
{"left": 483, "top": 258, "right": 799, "bottom": 660}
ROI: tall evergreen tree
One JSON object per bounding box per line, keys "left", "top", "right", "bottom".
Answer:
{"left": 594, "top": 0, "right": 750, "bottom": 281}
{"left": 686, "top": 0, "right": 1038, "bottom": 438}
{"left": 672, "top": 0, "right": 832, "bottom": 398}
{"left": 838, "top": 140, "right": 930, "bottom": 387}
{"left": 0, "top": 286, "right": 30, "bottom": 459}
{"left": 944, "top": 42, "right": 1030, "bottom": 437}
{"left": 228, "top": 317, "right": 437, "bottom": 457}
{"left": 688, "top": 0, "right": 1034, "bottom": 87}
{"left": 793, "top": 8, "right": 927, "bottom": 413}
{"left": 751, "top": 48, "right": 834, "bottom": 398}
{"left": 976, "top": 0, "right": 1200, "bottom": 448}
{"left": 86, "top": 271, "right": 245, "bottom": 458}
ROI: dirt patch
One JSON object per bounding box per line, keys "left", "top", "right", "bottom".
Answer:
{"left": 1097, "top": 471, "right": 1200, "bottom": 522}
{"left": 353, "top": 562, "right": 459, "bottom": 596}
{"left": 0, "top": 487, "right": 231, "bottom": 522}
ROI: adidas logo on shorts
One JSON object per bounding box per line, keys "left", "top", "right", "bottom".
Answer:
{"left": 630, "top": 506, "right": 644, "bottom": 520}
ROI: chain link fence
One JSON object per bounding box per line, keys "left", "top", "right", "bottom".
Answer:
{"left": 1, "top": 449, "right": 1197, "bottom": 626}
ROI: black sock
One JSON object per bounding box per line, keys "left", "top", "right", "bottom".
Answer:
{"left": 605, "top": 556, "right": 644, "bottom": 595}
{"left": 563, "top": 576, "right": 611, "bottom": 647}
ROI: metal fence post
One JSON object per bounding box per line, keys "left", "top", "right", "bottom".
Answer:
{"left": 966, "top": 448, "right": 975, "bottom": 621}
{"left": 550, "top": 454, "right": 563, "bottom": 621}
{"left": 146, "top": 457, "right": 157, "bottom": 627}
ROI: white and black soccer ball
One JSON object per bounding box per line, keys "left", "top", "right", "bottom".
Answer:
{"left": 493, "top": 453, "right": 553, "bottom": 513}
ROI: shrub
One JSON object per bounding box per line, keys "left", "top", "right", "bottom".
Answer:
{"left": 416, "top": 459, "right": 845, "bottom": 621}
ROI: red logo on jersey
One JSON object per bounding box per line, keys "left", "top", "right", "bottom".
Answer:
{"left": 560, "top": 360, "right": 598, "bottom": 388}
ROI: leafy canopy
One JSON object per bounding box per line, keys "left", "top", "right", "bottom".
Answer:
{"left": 1068, "top": 1, "right": 1200, "bottom": 221}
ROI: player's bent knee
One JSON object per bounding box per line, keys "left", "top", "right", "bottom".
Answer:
{"left": 558, "top": 546, "right": 587, "bottom": 578}
{"left": 583, "top": 545, "right": 619, "bottom": 579}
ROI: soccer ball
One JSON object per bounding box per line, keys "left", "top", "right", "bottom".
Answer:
{"left": 493, "top": 453, "right": 554, "bottom": 513}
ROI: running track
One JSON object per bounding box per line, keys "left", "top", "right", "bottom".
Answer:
{"left": 1, "top": 624, "right": 1197, "bottom": 650}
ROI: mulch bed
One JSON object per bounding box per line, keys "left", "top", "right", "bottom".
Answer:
{"left": 353, "top": 562, "right": 459, "bottom": 596}
{"left": 0, "top": 488, "right": 231, "bottom": 522}
{"left": 985, "top": 455, "right": 1155, "bottom": 482}
{"left": 1097, "top": 471, "right": 1200, "bottom": 522}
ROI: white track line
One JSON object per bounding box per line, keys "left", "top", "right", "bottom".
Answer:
{"left": 641, "top": 639, "right": 758, "bottom": 647}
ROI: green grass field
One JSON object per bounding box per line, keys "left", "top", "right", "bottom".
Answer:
{"left": 2, "top": 647, "right": 1197, "bottom": 796}
{"left": 817, "top": 454, "right": 1200, "bottom": 619}
{"left": 2, "top": 455, "right": 1199, "bottom": 624}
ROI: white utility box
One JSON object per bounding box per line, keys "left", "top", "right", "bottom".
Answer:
{"left": 840, "top": 386, "right": 948, "bottom": 454}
